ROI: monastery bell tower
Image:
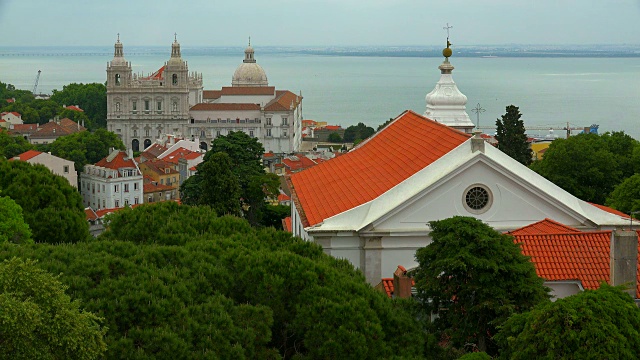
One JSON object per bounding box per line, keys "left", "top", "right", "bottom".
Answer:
{"left": 424, "top": 27, "right": 475, "bottom": 134}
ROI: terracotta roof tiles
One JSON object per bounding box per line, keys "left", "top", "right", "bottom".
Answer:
{"left": 190, "top": 103, "right": 261, "bottom": 111}
{"left": 203, "top": 90, "right": 221, "bottom": 99}
{"left": 289, "top": 110, "right": 471, "bottom": 227}
{"left": 264, "top": 90, "right": 301, "bottom": 111}
{"left": 508, "top": 218, "right": 581, "bottom": 235}
{"left": 282, "top": 217, "right": 292, "bottom": 232}
{"left": 95, "top": 151, "right": 137, "bottom": 170}
{"left": 14, "top": 150, "right": 42, "bottom": 161}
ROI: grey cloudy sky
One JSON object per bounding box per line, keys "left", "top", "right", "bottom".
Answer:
{"left": 2, "top": 0, "right": 640, "bottom": 46}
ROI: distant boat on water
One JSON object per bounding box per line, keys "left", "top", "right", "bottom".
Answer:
{"left": 481, "top": 55, "right": 498, "bottom": 58}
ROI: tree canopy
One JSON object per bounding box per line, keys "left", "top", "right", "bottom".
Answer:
{"left": 0, "top": 159, "right": 89, "bottom": 243}
{"left": 0, "top": 202, "right": 426, "bottom": 359}
{"left": 496, "top": 284, "right": 640, "bottom": 359}
{"left": 0, "top": 196, "right": 32, "bottom": 244}
{"left": 45, "top": 128, "right": 125, "bottom": 171}
{"left": 0, "top": 130, "right": 33, "bottom": 159}
{"left": 182, "top": 131, "right": 280, "bottom": 227}
{"left": 606, "top": 173, "right": 640, "bottom": 215}
{"left": 0, "top": 257, "right": 107, "bottom": 359}
{"left": 495, "top": 105, "right": 532, "bottom": 166}
{"left": 414, "top": 216, "right": 549, "bottom": 356}
{"left": 50, "top": 83, "right": 107, "bottom": 129}
{"left": 343, "top": 122, "right": 375, "bottom": 143}
{"left": 328, "top": 132, "right": 343, "bottom": 143}
{"left": 530, "top": 131, "right": 640, "bottom": 204}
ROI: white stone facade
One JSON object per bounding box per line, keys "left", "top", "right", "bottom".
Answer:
{"left": 80, "top": 150, "right": 143, "bottom": 210}
{"left": 107, "top": 39, "right": 302, "bottom": 154}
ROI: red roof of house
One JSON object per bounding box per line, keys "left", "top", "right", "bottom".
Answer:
{"left": 30, "top": 121, "right": 72, "bottom": 138}
{"left": 190, "top": 103, "right": 261, "bottom": 111}
{"left": 282, "top": 217, "right": 292, "bottom": 232}
{"left": 264, "top": 90, "right": 301, "bottom": 112}
{"left": 278, "top": 193, "right": 291, "bottom": 202}
{"left": 380, "top": 278, "right": 394, "bottom": 298}
{"left": 6, "top": 98, "right": 14, "bottom": 103}
{"left": 65, "top": 105, "right": 84, "bottom": 112}
{"left": 302, "top": 120, "right": 317, "bottom": 126}
{"left": 84, "top": 207, "right": 98, "bottom": 221}
{"left": 282, "top": 155, "right": 318, "bottom": 174}
{"left": 203, "top": 90, "right": 222, "bottom": 99}
{"left": 95, "top": 151, "right": 137, "bottom": 171}
{"left": 144, "top": 65, "right": 166, "bottom": 80}
{"left": 59, "top": 118, "right": 86, "bottom": 133}
{"left": 289, "top": 110, "right": 471, "bottom": 227}
{"left": 139, "top": 158, "right": 178, "bottom": 176}
{"left": 141, "top": 143, "right": 167, "bottom": 159}
{"left": 162, "top": 147, "right": 201, "bottom": 164}
{"left": 9, "top": 123, "right": 38, "bottom": 134}
{"left": 1, "top": 111, "right": 21, "bottom": 117}
{"left": 324, "top": 125, "right": 342, "bottom": 131}
{"left": 220, "top": 86, "right": 275, "bottom": 96}
{"left": 508, "top": 218, "right": 581, "bottom": 235}
{"left": 589, "top": 202, "right": 630, "bottom": 218}
{"left": 14, "top": 150, "right": 42, "bottom": 161}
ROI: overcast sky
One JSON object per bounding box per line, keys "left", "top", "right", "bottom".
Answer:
{"left": 2, "top": 0, "right": 640, "bottom": 47}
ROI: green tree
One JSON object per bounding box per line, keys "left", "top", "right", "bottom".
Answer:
{"left": 31, "top": 99, "right": 63, "bottom": 124}
{"left": 0, "top": 196, "right": 32, "bottom": 244}
{"left": 1, "top": 202, "right": 426, "bottom": 359}
{"left": 0, "top": 131, "right": 34, "bottom": 159}
{"left": 0, "top": 257, "right": 107, "bottom": 359}
{"left": 377, "top": 118, "right": 394, "bottom": 132}
{"left": 328, "top": 132, "right": 343, "bottom": 143}
{"left": 196, "top": 152, "right": 242, "bottom": 216}
{"left": 606, "top": 173, "right": 640, "bottom": 215}
{"left": 0, "top": 159, "right": 89, "bottom": 243}
{"left": 496, "top": 284, "right": 640, "bottom": 360}
{"left": 47, "top": 128, "right": 125, "bottom": 171}
{"left": 57, "top": 108, "right": 91, "bottom": 128}
{"left": 495, "top": 105, "right": 532, "bottom": 166}
{"left": 262, "top": 204, "right": 291, "bottom": 229}
{"left": 414, "top": 216, "right": 549, "bottom": 356}
{"left": 529, "top": 132, "right": 638, "bottom": 204}
{"left": 343, "top": 122, "right": 375, "bottom": 143}
{"left": 50, "top": 83, "right": 107, "bottom": 129}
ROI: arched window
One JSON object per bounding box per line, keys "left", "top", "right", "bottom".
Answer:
{"left": 200, "top": 130, "right": 205, "bottom": 138}
{"left": 200, "top": 142, "right": 208, "bottom": 151}
{"left": 131, "top": 139, "right": 140, "bottom": 152}
{"left": 172, "top": 102, "right": 178, "bottom": 112}
{"left": 115, "top": 74, "right": 121, "bottom": 86}
{"left": 115, "top": 102, "right": 121, "bottom": 112}
{"left": 172, "top": 74, "right": 178, "bottom": 85}
{"left": 144, "top": 139, "right": 152, "bottom": 149}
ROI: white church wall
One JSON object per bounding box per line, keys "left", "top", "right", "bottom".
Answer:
{"left": 218, "top": 94, "right": 274, "bottom": 104}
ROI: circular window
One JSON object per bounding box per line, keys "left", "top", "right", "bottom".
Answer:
{"left": 463, "top": 185, "right": 492, "bottom": 214}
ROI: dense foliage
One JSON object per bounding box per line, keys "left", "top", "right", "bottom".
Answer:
{"left": 0, "top": 159, "right": 89, "bottom": 243}
{"left": 530, "top": 131, "right": 640, "bottom": 204}
{"left": 181, "top": 131, "right": 280, "bottom": 227}
{"left": 0, "top": 130, "right": 33, "bottom": 159}
{"left": 50, "top": 83, "right": 107, "bottom": 129}
{"left": 343, "top": 122, "right": 375, "bottom": 143}
{"left": 606, "top": 173, "right": 640, "bottom": 215}
{"left": 496, "top": 284, "right": 640, "bottom": 359}
{"left": 0, "top": 202, "right": 426, "bottom": 359}
{"left": 327, "top": 132, "right": 343, "bottom": 143}
{"left": 0, "top": 196, "right": 32, "bottom": 244}
{"left": 0, "top": 257, "right": 107, "bottom": 359}
{"left": 495, "top": 105, "right": 532, "bottom": 166}
{"left": 43, "top": 128, "right": 125, "bottom": 171}
{"left": 414, "top": 217, "right": 549, "bottom": 356}
{"left": 0, "top": 81, "right": 106, "bottom": 129}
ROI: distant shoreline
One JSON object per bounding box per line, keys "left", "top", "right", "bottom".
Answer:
{"left": 1, "top": 45, "right": 639, "bottom": 58}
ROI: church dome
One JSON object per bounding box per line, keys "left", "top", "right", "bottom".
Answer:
{"left": 232, "top": 42, "right": 268, "bottom": 87}
{"left": 110, "top": 35, "right": 127, "bottom": 66}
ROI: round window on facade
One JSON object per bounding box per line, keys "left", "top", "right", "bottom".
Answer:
{"left": 463, "top": 185, "right": 492, "bottom": 214}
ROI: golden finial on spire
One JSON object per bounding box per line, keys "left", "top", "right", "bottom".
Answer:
{"left": 442, "top": 23, "right": 453, "bottom": 59}
{"left": 248, "top": 36, "right": 251, "bottom": 47}
{"left": 174, "top": 32, "right": 178, "bottom": 42}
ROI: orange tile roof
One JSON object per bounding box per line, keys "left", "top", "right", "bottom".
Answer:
{"left": 324, "top": 125, "right": 342, "bottom": 131}
{"left": 220, "top": 86, "right": 275, "bottom": 96}
{"left": 95, "top": 151, "right": 137, "bottom": 171}
{"left": 380, "top": 278, "right": 394, "bottom": 298}
{"left": 59, "top": 118, "right": 86, "bottom": 133}
{"left": 84, "top": 207, "right": 98, "bottom": 221}
{"left": 278, "top": 193, "right": 291, "bottom": 202}
{"left": 1, "top": 111, "right": 21, "bottom": 117}
{"left": 508, "top": 218, "right": 581, "bottom": 235}
{"left": 30, "top": 121, "right": 73, "bottom": 138}
{"left": 8, "top": 123, "right": 37, "bottom": 134}
{"left": 190, "top": 103, "right": 261, "bottom": 111}
{"left": 141, "top": 143, "right": 167, "bottom": 158}
{"left": 282, "top": 155, "right": 318, "bottom": 174}
{"left": 143, "top": 65, "right": 166, "bottom": 80}
{"left": 203, "top": 90, "right": 221, "bottom": 99}
{"left": 289, "top": 110, "right": 471, "bottom": 227}
{"left": 65, "top": 105, "right": 84, "bottom": 112}
{"left": 162, "top": 147, "right": 201, "bottom": 164}
{"left": 302, "top": 120, "right": 317, "bottom": 126}
{"left": 264, "top": 90, "right": 301, "bottom": 111}
{"left": 282, "top": 217, "right": 292, "bottom": 232}
{"left": 139, "top": 159, "right": 178, "bottom": 176}
{"left": 14, "top": 150, "right": 42, "bottom": 161}
{"left": 589, "top": 202, "right": 630, "bottom": 218}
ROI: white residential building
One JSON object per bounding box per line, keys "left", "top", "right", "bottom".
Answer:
{"left": 12, "top": 150, "right": 77, "bottom": 187}
{"left": 80, "top": 149, "right": 143, "bottom": 210}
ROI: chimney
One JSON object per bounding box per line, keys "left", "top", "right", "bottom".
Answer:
{"left": 128, "top": 148, "right": 134, "bottom": 159}
{"left": 471, "top": 130, "right": 485, "bottom": 153}
{"left": 610, "top": 230, "right": 638, "bottom": 298}
{"left": 393, "top": 265, "right": 413, "bottom": 298}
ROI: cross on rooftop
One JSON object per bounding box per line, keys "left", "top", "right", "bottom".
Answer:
{"left": 248, "top": 36, "right": 251, "bottom": 46}
{"left": 174, "top": 33, "right": 177, "bottom": 42}
{"left": 471, "top": 103, "right": 486, "bottom": 128}
{"left": 117, "top": 33, "right": 120, "bottom": 42}
{"left": 443, "top": 23, "right": 453, "bottom": 40}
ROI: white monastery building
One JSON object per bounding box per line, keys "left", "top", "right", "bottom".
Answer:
{"left": 106, "top": 37, "right": 302, "bottom": 154}
{"left": 80, "top": 149, "right": 143, "bottom": 210}
{"left": 288, "top": 40, "right": 632, "bottom": 290}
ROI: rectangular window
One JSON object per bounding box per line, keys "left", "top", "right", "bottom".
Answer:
{"left": 284, "top": 130, "right": 288, "bottom": 137}
{"left": 102, "top": 200, "right": 105, "bottom": 208}
{"left": 148, "top": 196, "right": 153, "bottom": 203}
{"left": 161, "top": 179, "right": 164, "bottom": 185}
{"left": 134, "top": 182, "right": 139, "bottom": 191}
{"left": 282, "top": 117, "right": 288, "bottom": 125}
{"left": 157, "top": 101, "right": 162, "bottom": 111}
{"left": 134, "top": 197, "right": 139, "bottom": 205}
{"left": 102, "top": 185, "right": 105, "bottom": 192}
{"left": 266, "top": 128, "right": 272, "bottom": 137}
{"left": 216, "top": 130, "right": 221, "bottom": 137}
{"left": 144, "top": 100, "right": 150, "bottom": 112}
{"left": 124, "top": 183, "right": 129, "bottom": 192}
{"left": 115, "top": 200, "right": 120, "bottom": 207}
{"left": 266, "top": 117, "right": 272, "bottom": 125}
{"left": 63, "top": 165, "right": 69, "bottom": 174}
{"left": 124, "top": 199, "right": 129, "bottom": 207}
{"left": 249, "top": 130, "right": 254, "bottom": 137}
{"left": 114, "top": 184, "right": 119, "bottom": 193}
{"left": 132, "top": 101, "right": 137, "bottom": 111}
